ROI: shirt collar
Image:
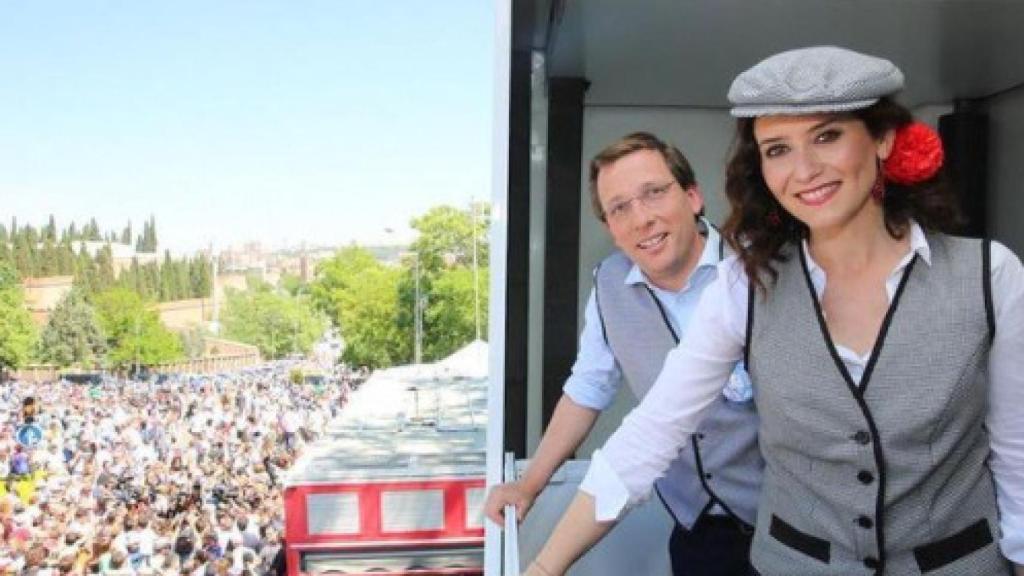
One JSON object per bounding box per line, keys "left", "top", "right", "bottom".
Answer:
{"left": 801, "top": 219, "right": 933, "bottom": 277}
{"left": 625, "top": 217, "right": 722, "bottom": 288}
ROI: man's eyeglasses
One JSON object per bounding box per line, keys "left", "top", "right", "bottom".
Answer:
{"left": 601, "top": 181, "right": 676, "bottom": 223}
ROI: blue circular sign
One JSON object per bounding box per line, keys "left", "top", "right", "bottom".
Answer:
{"left": 15, "top": 424, "right": 43, "bottom": 448}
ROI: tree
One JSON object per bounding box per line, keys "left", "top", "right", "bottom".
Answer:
{"left": 94, "top": 245, "right": 116, "bottom": 292}
{"left": 409, "top": 203, "right": 490, "bottom": 274}
{"left": 310, "top": 246, "right": 407, "bottom": 368}
{"left": 0, "top": 262, "right": 37, "bottom": 372}
{"left": 422, "top": 266, "right": 489, "bottom": 360}
{"left": 57, "top": 239, "right": 76, "bottom": 275}
{"left": 189, "top": 255, "right": 212, "bottom": 298}
{"left": 279, "top": 273, "right": 309, "bottom": 298}
{"left": 43, "top": 214, "right": 57, "bottom": 241}
{"left": 401, "top": 202, "right": 491, "bottom": 361}
{"left": 74, "top": 244, "right": 95, "bottom": 294}
{"left": 221, "top": 287, "right": 325, "bottom": 360}
{"left": 36, "top": 288, "right": 106, "bottom": 368}
{"left": 39, "top": 238, "right": 59, "bottom": 276}
{"left": 85, "top": 218, "right": 101, "bottom": 241}
{"left": 335, "top": 264, "right": 406, "bottom": 368}
{"left": 310, "top": 246, "right": 381, "bottom": 323}
{"left": 93, "top": 288, "right": 182, "bottom": 369}
{"left": 0, "top": 260, "right": 18, "bottom": 288}
{"left": 136, "top": 215, "right": 158, "bottom": 252}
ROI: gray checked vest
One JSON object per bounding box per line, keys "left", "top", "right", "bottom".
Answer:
{"left": 747, "top": 235, "right": 1009, "bottom": 576}
{"left": 594, "top": 249, "right": 763, "bottom": 528}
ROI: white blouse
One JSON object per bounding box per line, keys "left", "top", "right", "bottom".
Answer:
{"left": 580, "top": 223, "right": 1024, "bottom": 563}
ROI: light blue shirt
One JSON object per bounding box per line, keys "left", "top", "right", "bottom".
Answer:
{"left": 564, "top": 222, "right": 751, "bottom": 410}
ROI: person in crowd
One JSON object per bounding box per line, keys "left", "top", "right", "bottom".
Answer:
{"left": 525, "top": 46, "right": 1024, "bottom": 576}
{"left": 0, "top": 360, "right": 353, "bottom": 576}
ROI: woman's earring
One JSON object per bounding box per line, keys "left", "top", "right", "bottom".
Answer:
{"left": 871, "top": 162, "right": 886, "bottom": 203}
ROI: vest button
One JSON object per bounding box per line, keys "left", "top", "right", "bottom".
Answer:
{"left": 863, "top": 556, "right": 880, "bottom": 570}
{"left": 697, "top": 433, "right": 706, "bottom": 440}
{"left": 851, "top": 430, "right": 871, "bottom": 445}
{"left": 857, "top": 470, "right": 874, "bottom": 484}
{"left": 857, "top": 515, "right": 874, "bottom": 529}
{"left": 704, "top": 473, "right": 713, "bottom": 480}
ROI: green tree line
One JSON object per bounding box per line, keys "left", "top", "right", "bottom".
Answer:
{"left": 0, "top": 216, "right": 211, "bottom": 301}
{"left": 0, "top": 261, "right": 184, "bottom": 373}
{"left": 1, "top": 204, "right": 489, "bottom": 373}
{"left": 310, "top": 202, "right": 490, "bottom": 369}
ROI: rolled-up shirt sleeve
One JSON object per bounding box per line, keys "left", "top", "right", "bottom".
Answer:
{"left": 563, "top": 291, "right": 623, "bottom": 411}
{"left": 580, "top": 258, "right": 749, "bottom": 520}
{"left": 985, "top": 241, "right": 1024, "bottom": 564}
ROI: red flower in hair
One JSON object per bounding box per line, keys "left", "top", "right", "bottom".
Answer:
{"left": 883, "top": 122, "right": 944, "bottom": 185}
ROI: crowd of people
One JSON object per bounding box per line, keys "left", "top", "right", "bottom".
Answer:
{"left": 0, "top": 362, "right": 356, "bottom": 575}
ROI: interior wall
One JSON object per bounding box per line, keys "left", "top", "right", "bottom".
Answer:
{"left": 574, "top": 105, "right": 735, "bottom": 455}
{"left": 985, "top": 85, "right": 1024, "bottom": 256}
{"left": 913, "top": 104, "right": 952, "bottom": 130}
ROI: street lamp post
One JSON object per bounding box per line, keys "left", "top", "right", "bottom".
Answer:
{"left": 385, "top": 227, "right": 424, "bottom": 365}
{"left": 413, "top": 252, "right": 423, "bottom": 365}
{"left": 471, "top": 200, "right": 481, "bottom": 341}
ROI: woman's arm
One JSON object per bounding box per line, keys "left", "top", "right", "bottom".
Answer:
{"left": 526, "top": 260, "right": 750, "bottom": 570}
{"left": 525, "top": 493, "right": 614, "bottom": 576}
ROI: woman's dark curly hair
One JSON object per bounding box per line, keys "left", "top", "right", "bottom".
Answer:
{"left": 721, "top": 97, "right": 963, "bottom": 292}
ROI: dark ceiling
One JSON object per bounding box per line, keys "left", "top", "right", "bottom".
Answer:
{"left": 537, "top": 0, "right": 1024, "bottom": 108}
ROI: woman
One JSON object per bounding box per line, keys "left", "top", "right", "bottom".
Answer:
{"left": 526, "top": 46, "right": 1024, "bottom": 576}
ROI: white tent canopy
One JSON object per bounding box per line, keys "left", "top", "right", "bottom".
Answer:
{"left": 435, "top": 339, "right": 489, "bottom": 380}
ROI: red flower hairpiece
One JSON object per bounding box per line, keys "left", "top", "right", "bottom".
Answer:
{"left": 883, "top": 121, "right": 944, "bottom": 185}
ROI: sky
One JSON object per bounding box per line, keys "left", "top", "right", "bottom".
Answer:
{"left": 0, "top": 1, "right": 494, "bottom": 254}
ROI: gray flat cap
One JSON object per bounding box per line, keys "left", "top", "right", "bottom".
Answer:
{"left": 728, "top": 46, "right": 904, "bottom": 117}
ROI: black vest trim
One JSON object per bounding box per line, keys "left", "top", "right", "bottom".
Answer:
{"left": 769, "top": 514, "right": 831, "bottom": 564}
{"left": 797, "top": 248, "right": 919, "bottom": 576}
{"left": 858, "top": 254, "right": 918, "bottom": 396}
{"left": 592, "top": 262, "right": 610, "bottom": 346}
{"left": 689, "top": 434, "right": 753, "bottom": 532}
{"left": 982, "top": 239, "right": 996, "bottom": 342}
{"left": 642, "top": 283, "right": 750, "bottom": 530}
{"left": 912, "top": 519, "right": 994, "bottom": 573}
{"left": 641, "top": 284, "right": 687, "bottom": 527}
{"left": 642, "top": 285, "right": 680, "bottom": 343}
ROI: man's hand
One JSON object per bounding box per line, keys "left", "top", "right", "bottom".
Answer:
{"left": 484, "top": 480, "right": 537, "bottom": 526}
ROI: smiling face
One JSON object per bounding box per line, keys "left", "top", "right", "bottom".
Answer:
{"left": 595, "top": 149, "right": 704, "bottom": 290}
{"left": 754, "top": 114, "right": 894, "bottom": 237}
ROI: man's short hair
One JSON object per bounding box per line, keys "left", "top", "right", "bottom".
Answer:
{"left": 588, "top": 132, "right": 698, "bottom": 221}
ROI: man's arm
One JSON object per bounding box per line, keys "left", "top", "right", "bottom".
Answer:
{"left": 485, "top": 290, "right": 619, "bottom": 526}
{"left": 484, "top": 394, "right": 599, "bottom": 524}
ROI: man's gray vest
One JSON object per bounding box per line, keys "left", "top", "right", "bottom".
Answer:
{"left": 594, "top": 250, "right": 763, "bottom": 528}
{"left": 747, "top": 235, "right": 1009, "bottom": 576}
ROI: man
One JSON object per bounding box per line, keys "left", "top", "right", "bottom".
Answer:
{"left": 484, "top": 133, "right": 763, "bottom": 575}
